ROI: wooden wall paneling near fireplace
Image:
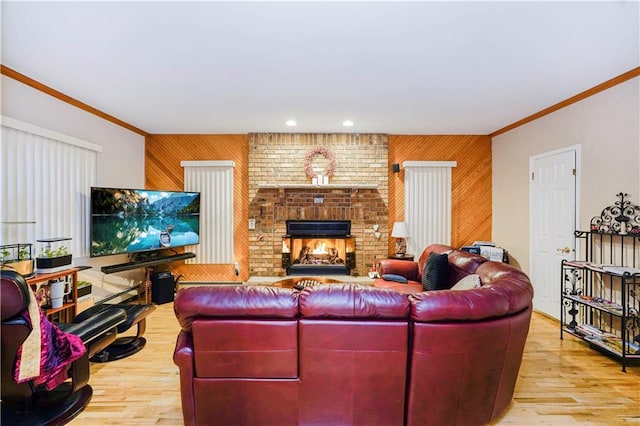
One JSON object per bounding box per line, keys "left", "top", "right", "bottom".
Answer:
{"left": 145, "top": 133, "right": 491, "bottom": 281}
{"left": 388, "top": 135, "right": 492, "bottom": 254}
{"left": 145, "top": 134, "right": 250, "bottom": 282}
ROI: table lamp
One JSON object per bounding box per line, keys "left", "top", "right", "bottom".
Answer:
{"left": 391, "top": 221, "right": 410, "bottom": 256}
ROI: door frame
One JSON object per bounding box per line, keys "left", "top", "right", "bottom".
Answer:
{"left": 528, "top": 145, "right": 582, "bottom": 314}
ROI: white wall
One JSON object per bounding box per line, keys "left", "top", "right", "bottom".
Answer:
{"left": 1, "top": 76, "right": 145, "bottom": 188}
{"left": 492, "top": 76, "right": 640, "bottom": 273}
{"left": 1, "top": 75, "right": 147, "bottom": 291}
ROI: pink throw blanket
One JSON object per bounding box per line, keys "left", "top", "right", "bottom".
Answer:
{"left": 14, "top": 288, "right": 86, "bottom": 390}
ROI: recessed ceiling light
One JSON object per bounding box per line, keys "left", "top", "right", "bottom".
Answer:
{"left": 342, "top": 120, "right": 354, "bottom": 127}
{"left": 285, "top": 120, "right": 297, "bottom": 127}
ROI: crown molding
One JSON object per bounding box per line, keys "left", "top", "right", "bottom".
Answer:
{"left": 490, "top": 67, "right": 640, "bottom": 138}
{"left": 1, "top": 65, "right": 149, "bottom": 138}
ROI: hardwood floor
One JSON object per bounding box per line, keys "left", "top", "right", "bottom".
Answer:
{"left": 70, "top": 304, "right": 640, "bottom": 425}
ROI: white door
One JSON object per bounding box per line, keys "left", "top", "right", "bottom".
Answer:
{"left": 530, "top": 148, "right": 578, "bottom": 320}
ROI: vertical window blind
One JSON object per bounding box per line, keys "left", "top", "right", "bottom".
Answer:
{"left": 181, "top": 160, "right": 235, "bottom": 264}
{"left": 403, "top": 161, "right": 457, "bottom": 255}
{"left": 1, "top": 117, "right": 100, "bottom": 257}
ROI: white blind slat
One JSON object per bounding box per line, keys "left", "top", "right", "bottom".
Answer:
{"left": 1, "top": 126, "right": 96, "bottom": 257}
{"left": 183, "top": 162, "right": 234, "bottom": 264}
{"left": 404, "top": 162, "right": 455, "bottom": 255}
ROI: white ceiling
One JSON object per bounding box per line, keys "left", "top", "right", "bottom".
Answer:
{"left": 1, "top": 1, "right": 638, "bottom": 135}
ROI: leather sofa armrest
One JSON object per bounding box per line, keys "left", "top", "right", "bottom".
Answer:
{"left": 173, "top": 331, "right": 196, "bottom": 426}
{"left": 377, "top": 259, "right": 420, "bottom": 281}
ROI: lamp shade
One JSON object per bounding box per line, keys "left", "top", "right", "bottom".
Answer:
{"left": 391, "top": 222, "right": 410, "bottom": 238}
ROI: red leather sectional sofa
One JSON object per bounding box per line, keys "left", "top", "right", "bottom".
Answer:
{"left": 173, "top": 244, "right": 533, "bottom": 425}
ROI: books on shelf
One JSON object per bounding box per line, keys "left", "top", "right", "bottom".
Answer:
{"left": 570, "top": 324, "right": 640, "bottom": 355}
{"left": 601, "top": 265, "right": 640, "bottom": 276}
{"left": 584, "top": 335, "right": 640, "bottom": 356}
{"left": 567, "top": 295, "right": 623, "bottom": 315}
{"left": 564, "top": 261, "right": 640, "bottom": 276}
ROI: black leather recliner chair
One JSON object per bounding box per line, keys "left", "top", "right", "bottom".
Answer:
{"left": 1, "top": 270, "right": 127, "bottom": 425}
{"left": 75, "top": 300, "right": 156, "bottom": 362}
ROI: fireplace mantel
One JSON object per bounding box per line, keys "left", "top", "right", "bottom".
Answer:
{"left": 257, "top": 183, "right": 378, "bottom": 190}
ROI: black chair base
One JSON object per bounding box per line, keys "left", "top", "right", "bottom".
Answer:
{"left": 1, "top": 383, "right": 92, "bottom": 426}
{"left": 90, "top": 336, "right": 147, "bottom": 363}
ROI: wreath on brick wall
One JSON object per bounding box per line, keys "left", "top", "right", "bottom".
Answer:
{"left": 304, "top": 146, "right": 336, "bottom": 178}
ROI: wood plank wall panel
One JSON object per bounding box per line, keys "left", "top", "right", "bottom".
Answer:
{"left": 145, "top": 134, "right": 249, "bottom": 282}
{"left": 388, "top": 135, "right": 492, "bottom": 253}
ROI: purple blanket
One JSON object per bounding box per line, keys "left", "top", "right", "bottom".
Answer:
{"left": 15, "top": 307, "right": 86, "bottom": 390}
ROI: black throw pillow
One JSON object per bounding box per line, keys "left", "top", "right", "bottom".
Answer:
{"left": 421, "top": 252, "right": 449, "bottom": 291}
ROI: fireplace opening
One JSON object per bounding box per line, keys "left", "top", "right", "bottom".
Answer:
{"left": 282, "top": 220, "right": 355, "bottom": 275}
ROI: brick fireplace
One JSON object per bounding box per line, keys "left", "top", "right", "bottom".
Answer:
{"left": 248, "top": 133, "right": 389, "bottom": 276}
{"left": 282, "top": 220, "right": 355, "bottom": 275}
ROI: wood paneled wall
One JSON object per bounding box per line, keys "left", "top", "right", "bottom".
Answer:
{"left": 388, "top": 135, "right": 492, "bottom": 253}
{"left": 145, "top": 133, "right": 491, "bottom": 281}
{"left": 145, "top": 134, "right": 249, "bottom": 282}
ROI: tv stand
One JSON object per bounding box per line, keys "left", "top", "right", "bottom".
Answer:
{"left": 101, "top": 252, "right": 196, "bottom": 274}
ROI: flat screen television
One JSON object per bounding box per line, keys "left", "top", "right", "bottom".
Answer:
{"left": 90, "top": 187, "right": 200, "bottom": 258}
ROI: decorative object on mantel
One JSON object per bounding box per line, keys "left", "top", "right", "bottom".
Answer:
{"left": 590, "top": 192, "right": 640, "bottom": 235}
{"left": 257, "top": 183, "right": 378, "bottom": 189}
{"left": 304, "top": 146, "right": 336, "bottom": 184}
{"left": 391, "top": 221, "right": 410, "bottom": 256}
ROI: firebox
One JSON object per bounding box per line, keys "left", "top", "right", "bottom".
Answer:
{"left": 282, "top": 220, "right": 355, "bottom": 275}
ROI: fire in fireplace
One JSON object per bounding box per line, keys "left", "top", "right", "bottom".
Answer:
{"left": 282, "top": 220, "right": 355, "bottom": 275}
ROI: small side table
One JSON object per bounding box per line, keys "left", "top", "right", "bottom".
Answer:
{"left": 389, "top": 254, "right": 414, "bottom": 261}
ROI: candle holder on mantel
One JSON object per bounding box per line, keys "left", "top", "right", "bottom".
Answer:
{"left": 590, "top": 192, "right": 640, "bottom": 235}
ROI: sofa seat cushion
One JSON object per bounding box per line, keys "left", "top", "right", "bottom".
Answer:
{"left": 373, "top": 279, "right": 423, "bottom": 295}
{"left": 299, "top": 284, "right": 410, "bottom": 319}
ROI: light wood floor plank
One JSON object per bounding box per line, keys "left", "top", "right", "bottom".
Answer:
{"left": 70, "top": 304, "right": 640, "bottom": 425}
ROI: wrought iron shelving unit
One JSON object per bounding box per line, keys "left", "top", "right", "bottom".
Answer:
{"left": 560, "top": 194, "right": 640, "bottom": 372}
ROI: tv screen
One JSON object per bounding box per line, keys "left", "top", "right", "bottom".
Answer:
{"left": 90, "top": 187, "right": 200, "bottom": 258}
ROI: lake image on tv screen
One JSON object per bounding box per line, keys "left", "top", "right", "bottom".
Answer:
{"left": 91, "top": 188, "right": 200, "bottom": 257}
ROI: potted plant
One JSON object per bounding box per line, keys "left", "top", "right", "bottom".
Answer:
{"left": 36, "top": 238, "right": 72, "bottom": 273}
{"left": 0, "top": 243, "right": 35, "bottom": 277}
{"left": 77, "top": 280, "right": 92, "bottom": 298}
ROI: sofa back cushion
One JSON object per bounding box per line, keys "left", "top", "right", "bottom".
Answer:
{"left": 446, "top": 250, "right": 488, "bottom": 287}
{"left": 418, "top": 245, "right": 488, "bottom": 287}
{"left": 298, "top": 284, "right": 410, "bottom": 319}
{"left": 174, "top": 285, "right": 299, "bottom": 332}
{"left": 298, "top": 285, "right": 409, "bottom": 426}
{"left": 410, "top": 260, "right": 532, "bottom": 322}
{"left": 174, "top": 285, "right": 300, "bottom": 379}
{"left": 474, "top": 262, "right": 534, "bottom": 314}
